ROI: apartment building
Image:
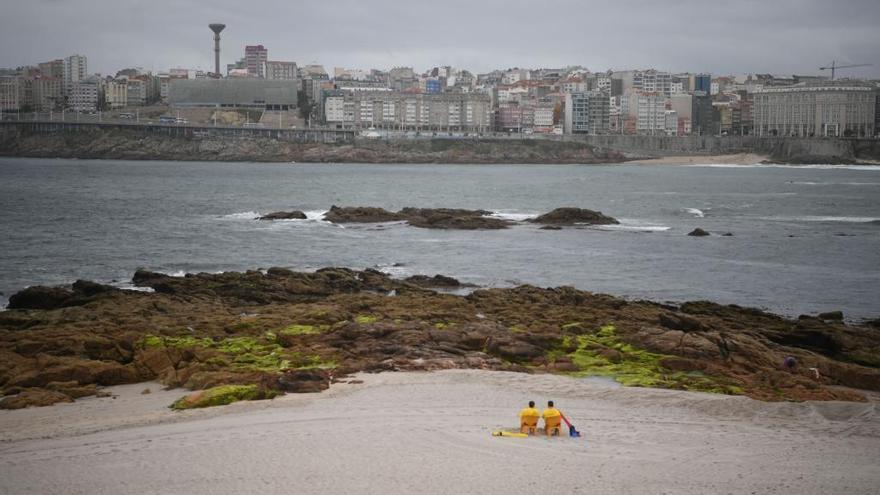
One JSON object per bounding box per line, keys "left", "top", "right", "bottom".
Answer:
{"left": 266, "top": 61, "right": 298, "bottom": 80}
{"left": 564, "top": 91, "right": 610, "bottom": 134}
{"left": 0, "top": 75, "right": 23, "bottom": 111}
{"left": 753, "top": 83, "right": 875, "bottom": 137}
{"left": 105, "top": 79, "right": 128, "bottom": 109}
{"left": 63, "top": 54, "right": 87, "bottom": 95}
{"left": 69, "top": 76, "right": 101, "bottom": 112}
{"left": 323, "top": 89, "right": 492, "bottom": 131}
{"left": 245, "top": 45, "right": 268, "bottom": 78}
{"left": 33, "top": 76, "right": 63, "bottom": 111}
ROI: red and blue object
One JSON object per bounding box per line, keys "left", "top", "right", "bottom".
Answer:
{"left": 559, "top": 412, "right": 581, "bottom": 437}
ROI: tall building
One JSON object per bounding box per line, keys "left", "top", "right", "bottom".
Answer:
{"left": 695, "top": 73, "right": 711, "bottom": 93}
{"left": 38, "top": 60, "right": 64, "bottom": 79}
{"left": 0, "top": 75, "right": 23, "bottom": 111}
{"left": 245, "top": 45, "right": 268, "bottom": 78}
{"left": 63, "top": 54, "right": 87, "bottom": 96}
{"left": 564, "top": 91, "right": 610, "bottom": 134}
{"left": 753, "top": 83, "right": 875, "bottom": 137}
{"left": 265, "top": 61, "right": 298, "bottom": 80}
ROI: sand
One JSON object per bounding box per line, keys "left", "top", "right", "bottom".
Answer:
{"left": 627, "top": 153, "right": 769, "bottom": 165}
{"left": 1, "top": 370, "right": 878, "bottom": 494}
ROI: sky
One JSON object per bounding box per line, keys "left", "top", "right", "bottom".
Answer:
{"left": 1, "top": 0, "right": 879, "bottom": 79}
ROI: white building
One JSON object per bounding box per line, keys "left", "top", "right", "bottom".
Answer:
{"left": 69, "top": 76, "right": 101, "bottom": 112}
{"left": 753, "top": 83, "right": 876, "bottom": 137}
{"left": 266, "top": 61, "right": 298, "bottom": 80}
{"left": 105, "top": 80, "right": 128, "bottom": 109}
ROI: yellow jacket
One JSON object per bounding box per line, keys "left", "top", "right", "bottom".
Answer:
{"left": 542, "top": 407, "right": 561, "bottom": 420}
{"left": 519, "top": 407, "right": 540, "bottom": 420}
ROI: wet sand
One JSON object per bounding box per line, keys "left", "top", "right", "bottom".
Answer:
{"left": 627, "top": 153, "right": 769, "bottom": 165}
{"left": 1, "top": 370, "right": 878, "bottom": 494}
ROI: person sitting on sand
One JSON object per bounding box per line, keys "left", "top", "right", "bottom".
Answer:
{"left": 519, "top": 401, "right": 540, "bottom": 435}
{"left": 542, "top": 400, "right": 562, "bottom": 436}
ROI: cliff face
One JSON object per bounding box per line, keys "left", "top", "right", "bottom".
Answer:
{"left": 0, "top": 127, "right": 625, "bottom": 164}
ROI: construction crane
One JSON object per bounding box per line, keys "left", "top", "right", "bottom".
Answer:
{"left": 819, "top": 61, "right": 872, "bottom": 80}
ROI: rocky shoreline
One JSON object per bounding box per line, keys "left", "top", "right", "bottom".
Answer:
{"left": 0, "top": 128, "right": 628, "bottom": 164}
{"left": 1, "top": 267, "right": 878, "bottom": 410}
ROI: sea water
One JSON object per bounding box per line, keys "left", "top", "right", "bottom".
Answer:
{"left": 1, "top": 158, "right": 878, "bottom": 319}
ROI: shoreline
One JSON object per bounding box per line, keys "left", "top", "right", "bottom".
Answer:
{"left": 2, "top": 370, "right": 878, "bottom": 494}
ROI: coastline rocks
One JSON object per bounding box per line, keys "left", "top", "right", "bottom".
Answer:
{"left": 276, "top": 369, "right": 331, "bottom": 393}
{"left": 258, "top": 211, "right": 307, "bottom": 221}
{"left": 818, "top": 310, "right": 844, "bottom": 321}
{"left": 531, "top": 207, "right": 619, "bottom": 226}
{"left": 404, "top": 274, "right": 472, "bottom": 288}
{"left": 688, "top": 228, "right": 711, "bottom": 236}
{"left": 7, "top": 286, "right": 75, "bottom": 310}
{"left": 323, "top": 206, "right": 403, "bottom": 223}
{"left": 323, "top": 205, "right": 511, "bottom": 230}
{"left": 0, "top": 388, "right": 74, "bottom": 409}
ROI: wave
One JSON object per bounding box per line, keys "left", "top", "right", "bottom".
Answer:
{"left": 791, "top": 181, "right": 880, "bottom": 186}
{"left": 221, "top": 211, "right": 262, "bottom": 220}
{"left": 684, "top": 208, "right": 705, "bottom": 218}
{"left": 763, "top": 216, "right": 879, "bottom": 224}
{"left": 596, "top": 220, "right": 672, "bottom": 232}
{"left": 304, "top": 210, "right": 329, "bottom": 221}
{"left": 694, "top": 164, "right": 880, "bottom": 171}
{"left": 490, "top": 211, "right": 539, "bottom": 221}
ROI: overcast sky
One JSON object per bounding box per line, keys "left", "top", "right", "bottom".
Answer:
{"left": 2, "top": 0, "right": 879, "bottom": 79}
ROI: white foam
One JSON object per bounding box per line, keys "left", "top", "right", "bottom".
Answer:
{"left": 764, "top": 216, "right": 879, "bottom": 223}
{"left": 222, "top": 211, "right": 261, "bottom": 220}
{"left": 114, "top": 283, "right": 156, "bottom": 293}
{"left": 596, "top": 222, "right": 672, "bottom": 232}
{"left": 304, "top": 210, "right": 330, "bottom": 221}
{"left": 693, "top": 164, "right": 880, "bottom": 171}
{"left": 684, "top": 208, "right": 705, "bottom": 218}
{"left": 490, "top": 211, "right": 539, "bottom": 221}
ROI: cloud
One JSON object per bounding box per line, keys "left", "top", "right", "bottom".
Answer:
{"left": 1, "top": 0, "right": 878, "bottom": 78}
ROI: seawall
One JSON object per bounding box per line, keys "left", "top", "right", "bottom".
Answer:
{"left": 1, "top": 121, "right": 877, "bottom": 164}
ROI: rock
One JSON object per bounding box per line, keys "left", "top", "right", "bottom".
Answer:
{"left": 659, "top": 313, "right": 705, "bottom": 332}
{"left": 404, "top": 274, "right": 471, "bottom": 288}
{"left": 531, "top": 207, "right": 619, "bottom": 225}
{"left": 323, "top": 205, "right": 403, "bottom": 223}
{"left": 71, "top": 280, "right": 117, "bottom": 296}
{"left": 721, "top": 232, "right": 734, "bottom": 237}
{"left": 258, "top": 210, "right": 307, "bottom": 221}
{"left": 818, "top": 311, "right": 844, "bottom": 321}
{"left": 0, "top": 388, "right": 73, "bottom": 409}
{"left": 687, "top": 228, "right": 711, "bottom": 236}
{"left": 170, "top": 384, "right": 275, "bottom": 410}
{"left": 399, "top": 208, "right": 509, "bottom": 230}
{"left": 141, "top": 388, "right": 151, "bottom": 394}
{"left": 7, "top": 286, "right": 74, "bottom": 310}
{"left": 276, "top": 369, "right": 331, "bottom": 393}
{"left": 540, "top": 225, "right": 563, "bottom": 230}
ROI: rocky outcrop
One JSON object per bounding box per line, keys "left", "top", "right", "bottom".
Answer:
{"left": 1, "top": 268, "right": 878, "bottom": 409}
{"left": 258, "top": 211, "right": 307, "bottom": 221}
{"left": 688, "top": 228, "right": 711, "bottom": 236}
{"left": 323, "top": 206, "right": 511, "bottom": 230}
{"left": 404, "top": 274, "right": 473, "bottom": 288}
{"left": 531, "top": 208, "right": 619, "bottom": 226}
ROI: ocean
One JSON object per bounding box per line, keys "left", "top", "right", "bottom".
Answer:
{"left": 1, "top": 157, "right": 878, "bottom": 319}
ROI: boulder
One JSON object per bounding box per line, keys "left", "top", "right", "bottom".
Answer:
{"left": 0, "top": 388, "right": 73, "bottom": 409}
{"left": 659, "top": 313, "right": 705, "bottom": 332}
{"left": 7, "top": 286, "right": 74, "bottom": 310}
{"left": 400, "top": 208, "right": 509, "bottom": 230}
{"left": 276, "top": 369, "right": 331, "bottom": 393}
{"left": 404, "top": 274, "right": 470, "bottom": 288}
{"left": 687, "top": 228, "right": 711, "bottom": 236}
{"left": 531, "top": 207, "right": 619, "bottom": 225}
{"left": 71, "top": 280, "right": 117, "bottom": 296}
{"left": 258, "top": 211, "right": 307, "bottom": 221}
{"left": 818, "top": 310, "right": 844, "bottom": 321}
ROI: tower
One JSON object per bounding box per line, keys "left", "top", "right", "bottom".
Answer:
{"left": 209, "top": 23, "right": 225, "bottom": 78}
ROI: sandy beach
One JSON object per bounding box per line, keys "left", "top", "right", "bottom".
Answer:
{"left": 627, "top": 153, "right": 770, "bottom": 165}
{"left": 1, "top": 370, "right": 878, "bottom": 494}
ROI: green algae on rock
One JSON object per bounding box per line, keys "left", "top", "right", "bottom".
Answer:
{"left": 555, "top": 325, "right": 744, "bottom": 394}
{"left": 170, "top": 384, "right": 276, "bottom": 410}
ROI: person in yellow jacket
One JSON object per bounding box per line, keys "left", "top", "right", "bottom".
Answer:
{"left": 542, "top": 400, "right": 562, "bottom": 436}
{"left": 519, "top": 401, "right": 540, "bottom": 434}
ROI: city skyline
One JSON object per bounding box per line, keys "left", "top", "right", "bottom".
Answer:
{"left": 2, "top": 0, "right": 879, "bottom": 79}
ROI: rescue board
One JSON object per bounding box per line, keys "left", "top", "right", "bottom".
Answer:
{"left": 492, "top": 431, "right": 528, "bottom": 437}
